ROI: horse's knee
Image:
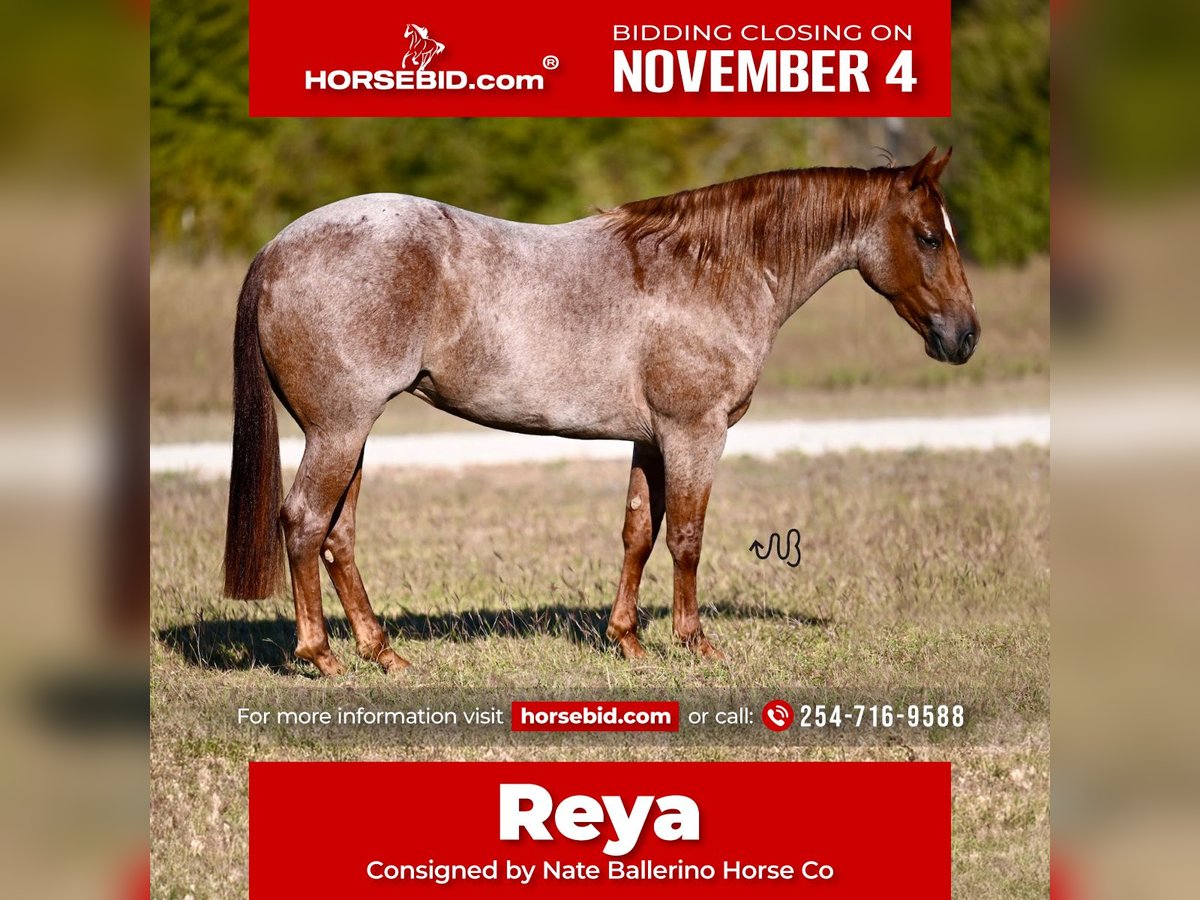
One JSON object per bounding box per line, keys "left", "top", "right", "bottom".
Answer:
{"left": 666, "top": 527, "right": 702, "bottom": 570}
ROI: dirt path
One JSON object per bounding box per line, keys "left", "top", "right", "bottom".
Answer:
{"left": 149, "top": 411, "right": 1050, "bottom": 477}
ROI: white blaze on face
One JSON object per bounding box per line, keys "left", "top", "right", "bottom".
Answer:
{"left": 938, "top": 201, "right": 975, "bottom": 311}
{"left": 940, "top": 202, "right": 956, "bottom": 244}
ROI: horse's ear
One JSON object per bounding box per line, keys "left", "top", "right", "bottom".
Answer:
{"left": 898, "top": 147, "right": 940, "bottom": 191}
{"left": 926, "top": 146, "right": 953, "bottom": 183}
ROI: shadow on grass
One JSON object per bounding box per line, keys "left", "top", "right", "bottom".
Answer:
{"left": 157, "top": 603, "right": 831, "bottom": 672}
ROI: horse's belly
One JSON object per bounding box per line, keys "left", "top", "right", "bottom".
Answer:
{"left": 410, "top": 369, "right": 647, "bottom": 441}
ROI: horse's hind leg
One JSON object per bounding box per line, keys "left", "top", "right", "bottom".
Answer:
{"left": 280, "top": 429, "right": 370, "bottom": 676}
{"left": 606, "top": 442, "right": 665, "bottom": 659}
{"left": 321, "top": 458, "right": 410, "bottom": 673}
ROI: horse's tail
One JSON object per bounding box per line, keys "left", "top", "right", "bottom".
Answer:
{"left": 223, "top": 249, "right": 285, "bottom": 599}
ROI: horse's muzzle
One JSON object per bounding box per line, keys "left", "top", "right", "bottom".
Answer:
{"left": 927, "top": 323, "right": 978, "bottom": 365}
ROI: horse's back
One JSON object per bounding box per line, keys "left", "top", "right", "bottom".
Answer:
{"left": 270, "top": 193, "right": 598, "bottom": 275}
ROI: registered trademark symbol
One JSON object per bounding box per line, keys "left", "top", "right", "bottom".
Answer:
{"left": 542, "top": 55, "right": 559, "bottom": 70}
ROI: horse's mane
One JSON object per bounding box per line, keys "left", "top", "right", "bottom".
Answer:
{"left": 603, "top": 166, "right": 918, "bottom": 276}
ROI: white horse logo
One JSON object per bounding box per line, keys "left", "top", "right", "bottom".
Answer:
{"left": 403, "top": 23, "right": 446, "bottom": 72}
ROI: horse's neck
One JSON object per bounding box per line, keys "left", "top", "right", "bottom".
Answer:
{"left": 770, "top": 179, "right": 875, "bottom": 329}
{"left": 768, "top": 237, "right": 858, "bottom": 332}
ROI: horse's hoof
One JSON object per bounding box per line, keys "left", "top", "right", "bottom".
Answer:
{"left": 379, "top": 649, "right": 412, "bottom": 673}
{"left": 684, "top": 637, "right": 725, "bottom": 661}
{"left": 296, "top": 643, "right": 347, "bottom": 676}
{"left": 607, "top": 622, "right": 647, "bottom": 660}
{"left": 616, "top": 634, "right": 648, "bottom": 660}
{"left": 312, "top": 654, "right": 347, "bottom": 676}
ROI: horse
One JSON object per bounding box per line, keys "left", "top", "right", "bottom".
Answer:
{"left": 402, "top": 24, "right": 445, "bottom": 72}
{"left": 222, "top": 148, "right": 977, "bottom": 675}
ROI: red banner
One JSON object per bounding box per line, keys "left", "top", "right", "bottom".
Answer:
{"left": 249, "top": 0, "right": 951, "bottom": 117}
{"left": 249, "top": 761, "right": 950, "bottom": 898}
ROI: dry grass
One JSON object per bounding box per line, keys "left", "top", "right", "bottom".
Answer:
{"left": 151, "top": 448, "right": 1048, "bottom": 898}
{"left": 149, "top": 255, "right": 1049, "bottom": 442}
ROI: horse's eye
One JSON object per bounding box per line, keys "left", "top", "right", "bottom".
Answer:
{"left": 918, "top": 233, "right": 941, "bottom": 250}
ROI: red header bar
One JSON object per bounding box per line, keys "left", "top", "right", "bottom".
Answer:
{"left": 249, "top": 761, "right": 950, "bottom": 898}
{"left": 511, "top": 701, "right": 679, "bottom": 732}
{"left": 249, "top": 0, "right": 951, "bottom": 117}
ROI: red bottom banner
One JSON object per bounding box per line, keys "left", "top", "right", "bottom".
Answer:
{"left": 249, "top": 761, "right": 949, "bottom": 898}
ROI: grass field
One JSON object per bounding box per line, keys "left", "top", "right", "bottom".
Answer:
{"left": 151, "top": 447, "right": 1049, "bottom": 898}
{"left": 149, "top": 254, "right": 1049, "bottom": 442}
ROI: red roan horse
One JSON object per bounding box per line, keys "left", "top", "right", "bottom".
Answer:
{"left": 223, "top": 148, "right": 977, "bottom": 675}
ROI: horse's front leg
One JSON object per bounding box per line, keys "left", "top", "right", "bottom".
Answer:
{"left": 661, "top": 419, "right": 728, "bottom": 659}
{"left": 607, "top": 442, "right": 665, "bottom": 659}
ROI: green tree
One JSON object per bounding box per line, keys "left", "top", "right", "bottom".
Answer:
{"left": 935, "top": 0, "right": 1050, "bottom": 263}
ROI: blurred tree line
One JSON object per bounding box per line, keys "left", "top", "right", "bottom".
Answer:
{"left": 152, "top": 0, "right": 1047, "bottom": 264}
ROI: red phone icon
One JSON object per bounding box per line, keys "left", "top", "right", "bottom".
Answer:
{"left": 762, "top": 700, "right": 794, "bottom": 732}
